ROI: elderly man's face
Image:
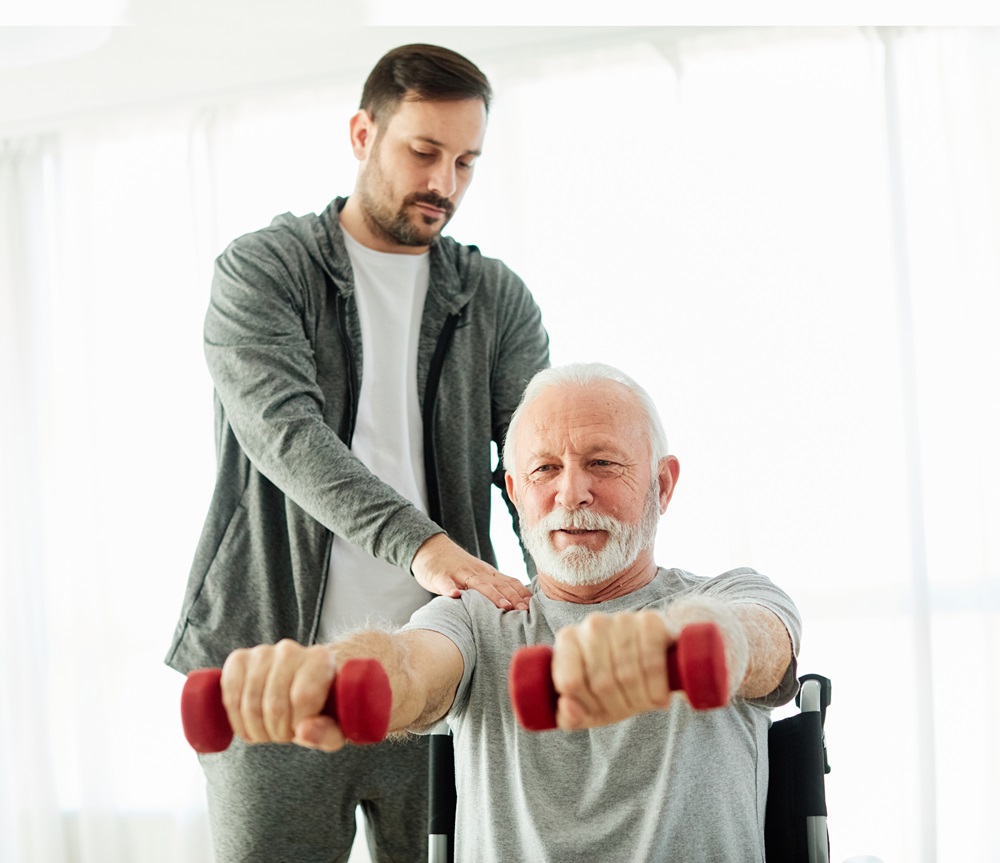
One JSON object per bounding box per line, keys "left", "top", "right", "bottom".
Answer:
{"left": 506, "top": 381, "right": 668, "bottom": 586}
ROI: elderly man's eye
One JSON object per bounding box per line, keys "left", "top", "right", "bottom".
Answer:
{"left": 529, "top": 464, "right": 558, "bottom": 477}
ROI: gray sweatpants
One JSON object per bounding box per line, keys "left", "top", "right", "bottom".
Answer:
{"left": 199, "top": 734, "right": 430, "bottom": 863}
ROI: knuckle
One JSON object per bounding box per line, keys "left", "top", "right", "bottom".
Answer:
{"left": 222, "top": 648, "right": 248, "bottom": 678}
{"left": 289, "top": 679, "right": 322, "bottom": 713}
{"left": 589, "top": 670, "right": 617, "bottom": 700}
{"left": 274, "top": 639, "right": 300, "bottom": 658}
{"left": 616, "top": 664, "right": 642, "bottom": 689}
{"left": 555, "top": 665, "right": 587, "bottom": 698}
{"left": 261, "top": 691, "right": 288, "bottom": 722}
{"left": 581, "top": 613, "right": 609, "bottom": 638}
{"left": 554, "top": 627, "right": 577, "bottom": 653}
{"left": 220, "top": 685, "right": 241, "bottom": 716}
{"left": 640, "top": 651, "right": 665, "bottom": 679}
{"left": 651, "top": 692, "right": 671, "bottom": 709}
{"left": 242, "top": 712, "right": 263, "bottom": 737}
{"left": 637, "top": 610, "right": 667, "bottom": 638}
{"left": 227, "top": 646, "right": 251, "bottom": 664}
{"left": 247, "top": 643, "right": 273, "bottom": 666}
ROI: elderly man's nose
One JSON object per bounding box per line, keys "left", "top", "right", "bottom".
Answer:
{"left": 554, "top": 467, "right": 593, "bottom": 509}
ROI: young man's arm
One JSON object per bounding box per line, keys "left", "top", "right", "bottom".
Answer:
{"left": 206, "top": 236, "right": 531, "bottom": 611}
{"left": 219, "top": 630, "right": 464, "bottom": 751}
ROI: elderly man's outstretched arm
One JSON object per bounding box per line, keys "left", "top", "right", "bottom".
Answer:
{"left": 218, "top": 592, "right": 793, "bottom": 747}
{"left": 550, "top": 596, "right": 794, "bottom": 731}
{"left": 219, "top": 629, "right": 464, "bottom": 752}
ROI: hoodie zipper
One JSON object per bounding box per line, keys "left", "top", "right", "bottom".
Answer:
{"left": 422, "top": 311, "right": 461, "bottom": 524}
{"left": 337, "top": 290, "right": 360, "bottom": 446}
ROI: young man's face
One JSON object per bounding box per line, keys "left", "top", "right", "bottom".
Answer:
{"left": 351, "top": 96, "right": 487, "bottom": 251}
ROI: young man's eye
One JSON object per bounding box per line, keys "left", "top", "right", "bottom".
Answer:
{"left": 412, "top": 149, "right": 434, "bottom": 159}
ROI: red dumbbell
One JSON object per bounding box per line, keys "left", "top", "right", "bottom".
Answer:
{"left": 181, "top": 657, "right": 392, "bottom": 753}
{"left": 508, "top": 621, "right": 729, "bottom": 731}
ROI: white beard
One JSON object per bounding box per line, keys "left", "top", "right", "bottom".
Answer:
{"left": 521, "top": 484, "right": 661, "bottom": 587}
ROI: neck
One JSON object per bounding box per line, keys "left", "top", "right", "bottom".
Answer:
{"left": 536, "top": 549, "right": 658, "bottom": 604}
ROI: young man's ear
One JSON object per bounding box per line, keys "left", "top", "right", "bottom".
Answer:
{"left": 657, "top": 456, "right": 681, "bottom": 514}
{"left": 348, "top": 110, "right": 377, "bottom": 161}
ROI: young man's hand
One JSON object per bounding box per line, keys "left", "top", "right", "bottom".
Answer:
{"left": 412, "top": 533, "right": 532, "bottom": 611}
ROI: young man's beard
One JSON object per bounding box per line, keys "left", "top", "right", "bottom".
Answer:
{"left": 521, "top": 483, "right": 661, "bottom": 587}
{"left": 356, "top": 143, "right": 454, "bottom": 248}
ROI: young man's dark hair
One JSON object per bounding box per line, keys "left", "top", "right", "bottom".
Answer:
{"left": 360, "top": 43, "right": 493, "bottom": 124}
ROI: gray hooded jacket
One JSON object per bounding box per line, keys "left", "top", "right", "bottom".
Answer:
{"left": 166, "top": 198, "right": 550, "bottom": 673}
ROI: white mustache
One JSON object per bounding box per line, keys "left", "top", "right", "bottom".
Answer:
{"left": 537, "top": 508, "right": 621, "bottom": 533}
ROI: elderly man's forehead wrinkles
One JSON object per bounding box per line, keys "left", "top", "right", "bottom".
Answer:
{"left": 526, "top": 412, "right": 646, "bottom": 461}
{"left": 512, "top": 379, "right": 652, "bottom": 468}
{"left": 531, "top": 408, "right": 619, "bottom": 435}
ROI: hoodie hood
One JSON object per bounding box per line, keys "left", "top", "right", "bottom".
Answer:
{"left": 268, "top": 197, "right": 484, "bottom": 316}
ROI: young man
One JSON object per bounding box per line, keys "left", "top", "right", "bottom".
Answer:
{"left": 166, "top": 44, "right": 550, "bottom": 862}
{"left": 218, "top": 363, "right": 802, "bottom": 863}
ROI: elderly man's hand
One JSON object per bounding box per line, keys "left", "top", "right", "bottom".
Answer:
{"left": 550, "top": 610, "right": 675, "bottom": 730}
{"left": 220, "top": 640, "right": 347, "bottom": 752}
{"left": 412, "top": 533, "right": 532, "bottom": 611}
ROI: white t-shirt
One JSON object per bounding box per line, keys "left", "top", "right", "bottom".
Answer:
{"left": 317, "top": 230, "right": 435, "bottom": 640}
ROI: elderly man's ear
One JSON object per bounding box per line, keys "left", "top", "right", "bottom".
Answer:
{"left": 505, "top": 472, "right": 520, "bottom": 512}
{"left": 658, "top": 456, "right": 681, "bottom": 514}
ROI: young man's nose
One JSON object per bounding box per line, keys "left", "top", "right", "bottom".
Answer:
{"left": 427, "top": 161, "right": 458, "bottom": 198}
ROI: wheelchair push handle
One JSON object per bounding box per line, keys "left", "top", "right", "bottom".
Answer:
{"left": 508, "top": 621, "right": 729, "bottom": 731}
{"left": 180, "top": 657, "right": 392, "bottom": 753}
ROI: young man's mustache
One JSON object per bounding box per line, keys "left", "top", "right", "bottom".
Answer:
{"left": 408, "top": 192, "right": 454, "bottom": 214}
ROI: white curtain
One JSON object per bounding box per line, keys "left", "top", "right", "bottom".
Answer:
{"left": 1, "top": 26, "right": 997, "bottom": 863}
{"left": 1, "top": 134, "right": 69, "bottom": 863}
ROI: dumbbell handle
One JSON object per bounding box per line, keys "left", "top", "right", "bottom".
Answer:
{"left": 508, "top": 621, "right": 729, "bottom": 731}
{"left": 181, "top": 657, "right": 392, "bottom": 753}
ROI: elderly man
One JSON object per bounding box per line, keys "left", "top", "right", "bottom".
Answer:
{"left": 219, "top": 363, "right": 801, "bottom": 862}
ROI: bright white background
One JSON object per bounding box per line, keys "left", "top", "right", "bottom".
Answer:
{"left": 2, "top": 14, "right": 999, "bottom": 863}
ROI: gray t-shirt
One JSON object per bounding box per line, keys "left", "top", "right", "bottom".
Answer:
{"left": 402, "top": 566, "right": 801, "bottom": 863}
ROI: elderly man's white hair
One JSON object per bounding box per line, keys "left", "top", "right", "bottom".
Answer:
{"left": 502, "top": 362, "right": 670, "bottom": 473}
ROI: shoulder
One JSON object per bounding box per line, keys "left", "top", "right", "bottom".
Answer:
{"left": 221, "top": 211, "right": 322, "bottom": 267}
{"left": 438, "top": 237, "right": 529, "bottom": 295}
{"left": 401, "top": 594, "right": 480, "bottom": 650}
{"left": 658, "top": 566, "right": 799, "bottom": 617}
{"left": 693, "top": 567, "right": 801, "bottom": 643}
{"left": 660, "top": 566, "right": 775, "bottom": 593}
{"left": 213, "top": 211, "right": 332, "bottom": 309}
